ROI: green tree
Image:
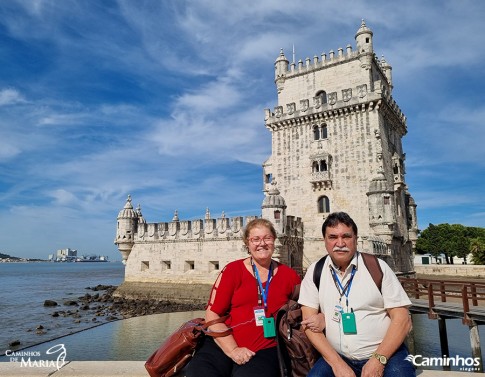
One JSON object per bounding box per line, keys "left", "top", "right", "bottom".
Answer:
{"left": 416, "top": 223, "right": 450, "bottom": 262}
{"left": 470, "top": 237, "right": 485, "bottom": 265}
{"left": 415, "top": 223, "right": 485, "bottom": 264}
{"left": 447, "top": 224, "right": 469, "bottom": 264}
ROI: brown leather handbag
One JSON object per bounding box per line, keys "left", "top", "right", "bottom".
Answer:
{"left": 145, "top": 315, "right": 232, "bottom": 377}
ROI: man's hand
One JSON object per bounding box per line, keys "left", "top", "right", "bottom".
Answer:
{"left": 301, "top": 312, "right": 326, "bottom": 332}
{"left": 331, "top": 359, "right": 357, "bottom": 377}
{"left": 361, "top": 357, "right": 385, "bottom": 377}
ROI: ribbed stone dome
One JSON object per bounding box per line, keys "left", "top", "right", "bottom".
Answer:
{"left": 407, "top": 192, "right": 416, "bottom": 206}
{"left": 117, "top": 195, "right": 137, "bottom": 219}
{"left": 262, "top": 183, "right": 287, "bottom": 209}
{"left": 368, "top": 170, "right": 390, "bottom": 193}
{"left": 136, "top": 204, "right": 146, "bottom": 224}
{"left": 274, "top": 48, "right": 289, "bottom": 64}
{"left": 355, "top": 19, "right": 373, "bottom": 38}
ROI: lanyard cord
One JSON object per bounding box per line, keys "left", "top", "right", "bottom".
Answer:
{"left": 251, "top": 258, "right": 273, "bottom": 312}
{"left": 330, "top": 265, "right": 356, "bottom": 310}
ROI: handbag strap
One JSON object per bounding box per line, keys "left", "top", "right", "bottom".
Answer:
{"left": 201, "top": 315, "right": 232, "bottom": 338}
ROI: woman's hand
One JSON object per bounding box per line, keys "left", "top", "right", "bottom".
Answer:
{"left": 229, "top": 346, "right": 256, "bottom": 365}
{"left": 301, "top": 312, "right": 326, "bottom": 333}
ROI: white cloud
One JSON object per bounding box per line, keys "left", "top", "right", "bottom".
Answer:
{"left": 49, "top": 189, "right": 78, "bottom": 205}
{"left": 0, "top": 88, "right": 25, "bottom": 106}
{"left": 1, "top": 0, "right": 484, "bottom": 259}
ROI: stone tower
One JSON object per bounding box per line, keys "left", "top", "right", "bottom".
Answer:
{"left": 114, "top": 195, "right": 137, "bottom": 264}
{"left": 263, "top": 20, "right": 418, "bottom": 272}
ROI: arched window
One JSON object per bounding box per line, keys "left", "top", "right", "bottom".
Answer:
{"left": 320, "top": 160, "right": 327, "bottom": 172}
{"left": 317, "top": 196, "right": 330, "bottom": 213}
{"left": 313, "top": 124, "right": 328, "bottom": 140}
{"left": 316, "top": 90, "right": 327, "bottom": 105}
{"left": 313, "top": 125, "right": 320, "bottom": 140}
{"left": 312, "top": 161, "right": 320, "bottom": 173}
{"left": 321, "top": 124, "right": 328, "bottom": 139}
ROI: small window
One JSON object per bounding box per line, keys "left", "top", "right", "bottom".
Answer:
{"left": 274, "top": 210, "right": 281, "bottom": 223}
{"left": 312, "top": 161, "right": 320, "bottom": 173}
{"left": 321, "top": 124, "right": 328, "bottom": 139}
{"left": 161, "top": 260, "right": 171, "bottom": 271}
{"left": 313, "top": 125, "right": 320, "bottom": 140}
{"left": 209, "top": 261, "right": 220, "bottom": 272}
{"left": 317, "top": 196, "right": 330, "bottom": 213}
{"left": 185, "top": 261, "right": 195, "bottom": 271}
{"left": 316, "top": 90, "right": 327, "bottom": 104}
{"left": 265, "top": 173, "right": 272, "bottom": 184}
{"left": 141, "top": 261, "right": 149, "bottom": 271}
{"left": 313, "top": 124, "right": 328, "bottom": 141}
{"left": 320, "top": 160, "right": 327, "bottom": 172}
{"left": 384, "top": 196, "right": 390, "bottom": 205}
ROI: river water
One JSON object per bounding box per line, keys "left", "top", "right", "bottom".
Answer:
{"left": 0, "top": 262, "right": 483, "bottom": 371}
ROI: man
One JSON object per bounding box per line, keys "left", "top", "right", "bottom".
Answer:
{"left": 299, "top": 212, "right": 415, "bottom": 377}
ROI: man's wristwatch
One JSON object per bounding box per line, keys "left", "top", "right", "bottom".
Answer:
{"left": 371, "top": 352, "right": 388, "bottom": 365}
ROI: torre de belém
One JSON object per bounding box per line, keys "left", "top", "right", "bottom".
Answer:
{"left": 114, "top": 21, "right": 418, "bottom": 302}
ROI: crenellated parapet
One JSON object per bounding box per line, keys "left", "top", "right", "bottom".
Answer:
{"left": 135, "top": 214, "right": 254, "bottom": 242}
{"left": 115, "top": 189, "right": 305, "bottom": 281}
{"left": 274, "top": 20, "right": 392, "bottom": 92}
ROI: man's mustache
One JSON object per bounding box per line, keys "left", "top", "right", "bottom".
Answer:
{"left": 333, "top": 247, "right": 351, "bottom": 252}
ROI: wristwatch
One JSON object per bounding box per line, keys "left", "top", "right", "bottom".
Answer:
{"left": 371, "top": 352, "right": 388, "bottom": 365}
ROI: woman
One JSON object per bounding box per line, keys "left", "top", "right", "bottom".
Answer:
{"left": 186, "top": 218, "right": 306, "bottom": 377}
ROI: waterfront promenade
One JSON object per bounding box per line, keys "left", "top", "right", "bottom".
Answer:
{"left": 0, "top": 361, "right": 482, "bottom": 376}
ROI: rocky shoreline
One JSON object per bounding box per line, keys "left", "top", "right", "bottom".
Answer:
{"left": 7, "top": 284, "right": 204, "bottom": 350}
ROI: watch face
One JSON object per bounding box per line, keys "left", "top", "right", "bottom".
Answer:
{"left": 373, "top": 353, "right": 387, "bottom": 365}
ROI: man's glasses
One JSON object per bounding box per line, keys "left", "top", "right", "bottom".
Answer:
{"left": 248, "top": 236, "right": 275, "bottom": 245}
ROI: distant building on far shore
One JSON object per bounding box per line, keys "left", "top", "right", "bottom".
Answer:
{"left": 48, "top": 248, "right": 77, "bottom": 262}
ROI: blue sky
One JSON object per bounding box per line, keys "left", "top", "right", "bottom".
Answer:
{"left": 0, "top": 0, "right": 484, "bottom": 260}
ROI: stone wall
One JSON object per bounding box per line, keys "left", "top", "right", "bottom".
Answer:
{"left": 415, "top": 265, "right": 485, "bottom": 279}
{"left": 113, "top": 281, "right": 212, "bottom": 305}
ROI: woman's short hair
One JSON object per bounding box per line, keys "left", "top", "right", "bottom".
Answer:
{"left": 243, "top": 218, "right": 277, "bottom": 245}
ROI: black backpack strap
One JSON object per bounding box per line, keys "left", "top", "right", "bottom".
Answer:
{"left": 360, "top": 252, "right": 383, "bottom": 293}
{"left": 312, "top": 255, "right": 328, "bottom": 290}
{"left": 312, "top": 253, "right": 383, "bottom": 293}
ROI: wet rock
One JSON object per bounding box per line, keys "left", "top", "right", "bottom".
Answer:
{"left": 44, "top": 300, "right": 58, "bottom": 307}
{"left": 9, "top": 340, "right": 20, "bottom": 347}
{"left": 36, "top": 325, "right": 44, "bottom": 330}
{"left": 91, "top": 284, "right": 112, "bottom": 291}
{"left": 47, "top": 284, "right": 204, "bottom": 329}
